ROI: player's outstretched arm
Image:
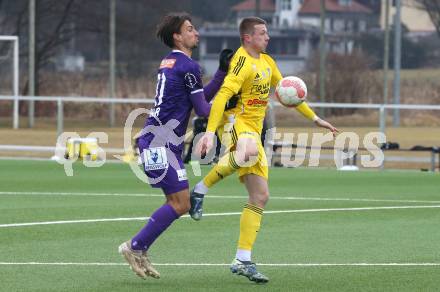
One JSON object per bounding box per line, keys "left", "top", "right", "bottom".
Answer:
{"left": 190, "top": 49, "right": 234, "bottom": 117}
{"left": 203, "top": 49, "right": 234, "bottom": 102}
{"left": 314, "top": 117, "right": 339, "bottom": 137}
{"left": 187, "top": 57, "right": 223, "bottom": 118}
{"left": 193, "top": 85, "right": 232, "bottom": 155}
{"left": 295, "top": 102, "right": 339, "bottom": 137}
{"left": 196, "top": 51, "right": 249, "bottom": 155}
{"left": 190, "top": 92, "right": 211, "bottom": 117}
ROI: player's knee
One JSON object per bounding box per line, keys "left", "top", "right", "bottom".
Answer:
{"left": 185, "top": 200, "right": 191, "bottom": 212}
{"left": 179, "top": 198, "right": 191, "bottom": 214}
{"left": 172, "top": 201, "right": 190, "bottom": 216}
{"left": 259, "top": 190, "right": 269, "bottom": 206}
{"left": 250, "top": 190, "right": 269, "bottom": 207}
{"left": 167, "top": 195, "right": 190, "bottom": 215}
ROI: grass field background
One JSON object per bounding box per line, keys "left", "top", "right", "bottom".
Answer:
{"left": 0, "top": 159, "right": 439, "bottom": 291}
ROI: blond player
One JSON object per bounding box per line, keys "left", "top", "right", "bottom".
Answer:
{"left": 191, "top": 17, "right": 338, "bottom": 283}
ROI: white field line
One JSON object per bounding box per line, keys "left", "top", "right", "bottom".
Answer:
{"left": 1, "top": 205, "right": 440, "bottom": 228}
{"left": 1, "top": 191, "right": 440, "bottom": 205}
{"left": 0, "top": 191, "right": 162, "bottom": 197}
{"left": 0, "top": 262, "right": 439, "bottom": 267}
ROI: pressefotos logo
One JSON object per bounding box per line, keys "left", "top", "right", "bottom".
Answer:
{"left": 54, "top": 132, "right": 108, "bottom": 176}
{"left": 190, "top": 127, "right": 386, "bottom": 170}
{"left": 55, "top": 108, "right": 386, "bottom": 181}
{"left": 120, "top": 108, "right": 185, "bottom": 185}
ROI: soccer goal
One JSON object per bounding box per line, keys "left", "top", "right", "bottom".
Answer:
{"left": 0, "top": 36, "right": 19, "bottom": 129}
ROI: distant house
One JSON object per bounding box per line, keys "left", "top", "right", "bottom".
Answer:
{"left": 298, "top": 0, "right": 375, "bottom": 54}
{"left": 198, "top": 23, "right": 317, "bottom": 75}
{"left": 273, "top": 0, "right": 305, "bottom": 27}
{"left": 232, "top": 0, "right": 276, "bottom": 25}
{"left": 199, "top": 0, "right": 318, "bottom": 75}
{"left": 379, "top": 0, "right": 436, "bottom": 38}
{"left": 199, "top": 0, "right": 378, "bottom": 75}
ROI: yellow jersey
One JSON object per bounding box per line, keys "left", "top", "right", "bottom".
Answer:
{"left": 206, "top": 46, "right": 317, "bottom": 134}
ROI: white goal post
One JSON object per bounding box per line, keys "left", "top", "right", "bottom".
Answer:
{"left": 0, "top": 36, "right": 19, "bottom": 129}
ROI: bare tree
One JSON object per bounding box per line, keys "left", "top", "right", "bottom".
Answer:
{"left": 0, "top": 0, "right": 82, "bottom": 95}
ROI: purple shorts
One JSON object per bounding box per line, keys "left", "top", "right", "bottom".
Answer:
{"left": 138, "top": 144, "right": 189, "bottom": 195}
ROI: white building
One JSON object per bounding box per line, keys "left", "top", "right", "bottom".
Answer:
{"left": 298, "top": 0, "right": 375, "bottom": 54}
{"left": 199, "top": 0, "right": 377, "bottom": 75}
{"left": 273, "top": 0, "right": 305, "bottom": 27}
{"left": 200, "top": 0, "right": 317, "bottom": 75}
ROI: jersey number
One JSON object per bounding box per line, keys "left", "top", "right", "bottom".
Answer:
{"left": 154, "top": 73, "right": 166, "bottom": 107}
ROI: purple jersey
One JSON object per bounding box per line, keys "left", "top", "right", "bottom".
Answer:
{"left": 137, "top": 50, "right": 225, "bottom": 195}
{"left": 141, "top": 50, "right": 206, "bottom": 155}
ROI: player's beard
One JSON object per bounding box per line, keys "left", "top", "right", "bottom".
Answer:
{"left": 184, "top": 39, "right": 198, "bottom": 50}
{"left": 192, "top": 39, "right": 199, "bottom": 49}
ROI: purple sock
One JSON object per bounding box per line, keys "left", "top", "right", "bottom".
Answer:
{"left": 131, "top": 204, "right": 179, "bottom": 251}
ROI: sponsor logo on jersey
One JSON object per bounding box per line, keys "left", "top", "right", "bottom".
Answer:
{"left": 253, "top": 68, "right": 271, "bottom": 83}
{"left": 254, "top": 73, "right": 262, "bottom": 82}
{"left": 159, "top": 58, "right": 176, "bottom": 69}
{"left": 247, "top": 98, "right": 268, "bottom": 106}
{"left": 250, "top": 82, "right": 270, "bottom": 95}
{"left": 143, "top": 147, "right": 169, "bottom": 171}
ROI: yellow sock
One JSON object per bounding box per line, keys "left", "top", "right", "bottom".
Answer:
{"left": 237, "top": 203, "right": 263, "bottom": 251}
{"left": 203, "top": 152, "right": 240, "bottom": 187}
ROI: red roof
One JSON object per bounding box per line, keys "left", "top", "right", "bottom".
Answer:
{"left": 299, "top": 0, "right": 372, "bottom": 14}
{"left": 232, "top": 0, "right": 275, "bottom": 12}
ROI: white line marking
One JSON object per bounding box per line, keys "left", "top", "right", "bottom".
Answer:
{"left": 1, "top": 191, "right": 440, "bottom": 204}
{"left": 0, "top": 217, "right": 150, "bottom": 227}
{"left": 0, "top": 191, "right": 161, "bottom": 197}
{"left": 272, "top": 196, "right": 440, "bottom": 204}
{"left": 1, "top": 205, "right": 440, "bottom": 228}
{"left": 0, "top": 262, "right": 439, "bottom": 267}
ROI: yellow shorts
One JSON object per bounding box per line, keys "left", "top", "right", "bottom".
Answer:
{"left": 217, "top": 120, "right": 268, "bottom": 182}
